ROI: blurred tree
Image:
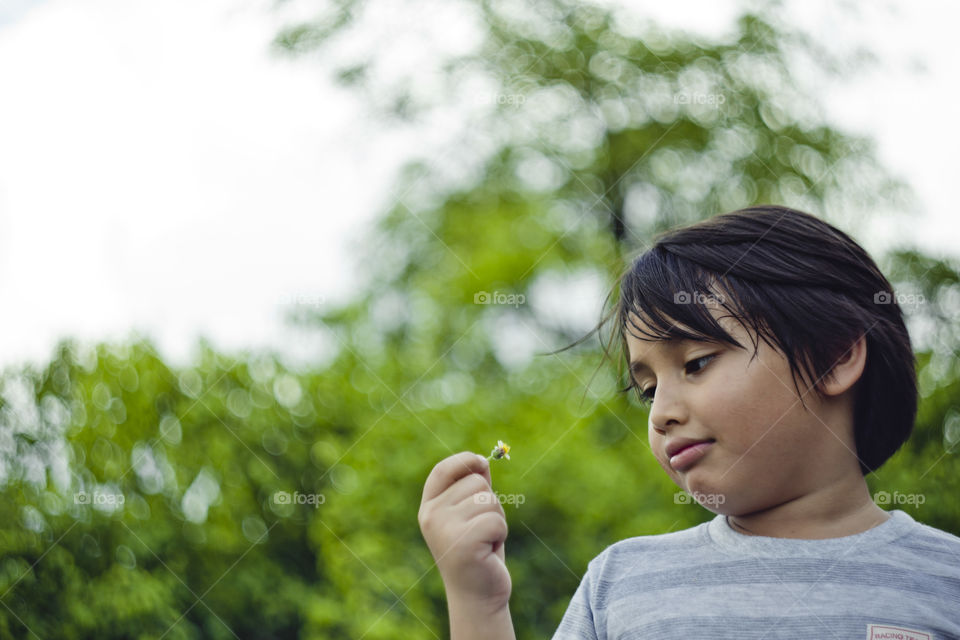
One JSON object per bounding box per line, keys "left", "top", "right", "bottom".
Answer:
{"left": 1, "top": 1, "right": 957, "bottom": 639}
{"left": 0, "top": 342, "right": 321, "bottom": 638}
{"left": 272, "top": 0, "right": 958, "bottom": 637}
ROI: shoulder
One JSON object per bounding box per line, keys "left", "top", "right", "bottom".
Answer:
{"left": 584, "top": 518, "right": 713, "bottom": 583}
{"left": 910, "top": 517, "right": 960, "bottom": 546}
{"left": 891, "top": 512, "right": 960, "bottom": 571}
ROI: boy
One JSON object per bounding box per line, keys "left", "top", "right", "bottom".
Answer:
{"left": 417, "top": 206, "right": 960, "bottom": 639}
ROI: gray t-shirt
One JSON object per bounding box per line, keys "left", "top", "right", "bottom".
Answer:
{"left": 551, "top": 509, "right": 960, "bottom": 640}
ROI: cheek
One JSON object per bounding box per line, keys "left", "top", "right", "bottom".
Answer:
{"left": 647, "top": 423, "right": 676, "bottom": 476}
{"left": 647, "top": 421, "right": 663, "bottom": 459}
{"left": 709, "top": 360, "right": 811, "bottom": 459}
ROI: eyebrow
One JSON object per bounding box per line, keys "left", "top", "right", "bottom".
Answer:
{"left": 628, "top": 338, "right": 697, "bottom": 378}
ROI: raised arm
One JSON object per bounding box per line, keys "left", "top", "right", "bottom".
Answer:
{"left": 418, "top": 451, "right": 516, "bottom": 640}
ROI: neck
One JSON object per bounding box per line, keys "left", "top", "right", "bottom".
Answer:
{"left": 725, "top": 476, "right": 891, "bottom": 539}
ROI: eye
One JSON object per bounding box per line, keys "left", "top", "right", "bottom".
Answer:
{"left": 635, "top": 354, "right": 717, "bottom": 405}
{"left": 685, "top": 354, "right": 715, "bottom": 375}
{"left": 638, "top": 386, "right": 655, "bottom": 404}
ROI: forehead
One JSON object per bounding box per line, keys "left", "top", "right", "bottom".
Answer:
{"left": 624, "top": 304, "right": 717, "bottom": 344}
{"left": 624, "top": 306, "right": 747, "bottom": 372}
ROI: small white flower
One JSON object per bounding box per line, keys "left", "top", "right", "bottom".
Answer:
{"left": 488, "top": 440, "right": 511, "bottom": 461}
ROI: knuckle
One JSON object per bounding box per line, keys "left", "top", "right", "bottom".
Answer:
{"left": 418, "top": 505, "right": 433, "bottom": 529}
{"left": 467, "top": 473, "right": 488, "bottom": 492}
{"left": 457, "top": 474, "right": 483, "bottom": 497}
{"left": 483, "top": 509, "right": 507, "bottom": 531}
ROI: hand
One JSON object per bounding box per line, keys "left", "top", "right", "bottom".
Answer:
{"left": 418, "top": 451, "right": 511, "bottom": 610}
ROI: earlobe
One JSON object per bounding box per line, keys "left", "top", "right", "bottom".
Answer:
{"left": 820, "top": 334, "right": 868, "bottom": 397}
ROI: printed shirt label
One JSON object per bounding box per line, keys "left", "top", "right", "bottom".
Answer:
{"left": 867, "top": 624, "right": 932, "bottom": 640}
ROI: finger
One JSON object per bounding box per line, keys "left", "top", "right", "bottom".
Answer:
{"left": 464, "top": 511, "right": 509, "bottom": 548}
{"left": 441, "top": 472, "right": 492, "bottom": 507}
{"left": 422, "top": 451, "right": 489, "bottom": 505}
{"left": 477, "top": 458, "right": 493, "bottom": 488}
{"left": 453, "top": 487, "right": 507, "bottom": 521}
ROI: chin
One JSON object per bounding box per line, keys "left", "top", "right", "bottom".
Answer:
{"left": 701, "top": 502, "right": 737, "bottom": 516}
{"left": 681, "top": 473, "right": 731, "bottom": 513}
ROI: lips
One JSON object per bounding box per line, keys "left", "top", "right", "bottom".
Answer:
{"left": 667, "top": 439, "right": 715, "bottom": 473}
{"left": 665, "top": 437, "right": 716, "bottom": 459}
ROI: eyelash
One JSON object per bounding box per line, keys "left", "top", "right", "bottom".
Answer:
{"left": 626, "top": 354, "right": 717, "bottom": 406}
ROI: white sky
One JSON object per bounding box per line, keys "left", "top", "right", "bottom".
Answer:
{"left": 0, "top": 0, "right": 957, "bottom": 370}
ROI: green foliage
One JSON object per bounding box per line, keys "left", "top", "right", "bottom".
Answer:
{"left": 2, "top": 1, "right": 958, "bottom": 638}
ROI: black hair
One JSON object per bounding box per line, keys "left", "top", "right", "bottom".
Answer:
{"left": 563, "top": 205, "right": 917, "bottom": 476}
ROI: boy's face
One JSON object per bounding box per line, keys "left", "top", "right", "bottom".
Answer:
{"left": 626, "top": 303, "right": 861, "bottom": 517}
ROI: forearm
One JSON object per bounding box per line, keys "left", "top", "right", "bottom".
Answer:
{"left": 447, "top": 596, "right": 516, "bottom": 640}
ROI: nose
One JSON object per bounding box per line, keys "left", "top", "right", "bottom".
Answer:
{"left": 648, "top": 381, "right": 688, "bottom": 434}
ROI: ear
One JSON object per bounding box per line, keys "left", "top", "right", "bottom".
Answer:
{"left": 820, "top": 334, "right": 867, "bottom": 397}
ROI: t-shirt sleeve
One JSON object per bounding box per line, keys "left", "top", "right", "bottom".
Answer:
{"left": 550, "top": 564, "right": 600, "bottom": 640}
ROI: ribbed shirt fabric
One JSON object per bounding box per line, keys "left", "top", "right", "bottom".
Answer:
{"left": 551, "top": 510, "right": 960, "bottom": 639}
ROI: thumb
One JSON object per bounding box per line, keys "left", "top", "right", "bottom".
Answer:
{"left": 476, "top": 454, "right": 493, "bottom": 488}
